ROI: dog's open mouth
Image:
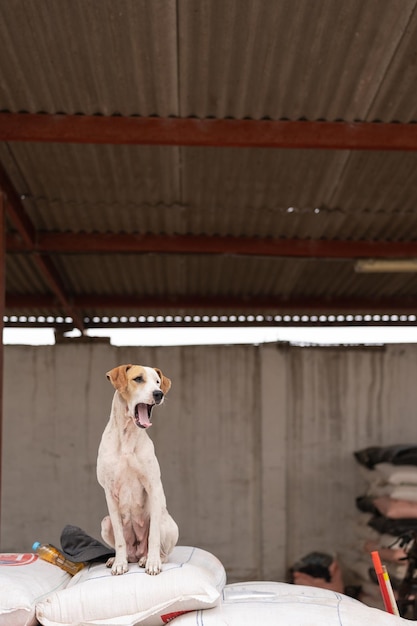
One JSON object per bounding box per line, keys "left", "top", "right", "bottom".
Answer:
{"left": 134, "top": 403, "right": 154, "bottom": 429}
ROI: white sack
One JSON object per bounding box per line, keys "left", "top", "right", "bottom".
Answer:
{"left": 0, "top": 553, "right": 70, "bottom": 626}
{"left": 388, "top": 485, "right": 417, "bottom": 502}
{"left": 360, "top": 466, "right": 417, "bottom": 498}
{"left": 374, "top": 464, "right": 417, "bottom": 486}
{"left": 36, "top": 546, "right": 226, "bottom": 626}
{"left": 172, "top": 581, "right": 409, "bottom": 625}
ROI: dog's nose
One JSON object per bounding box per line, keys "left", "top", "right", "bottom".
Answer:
{"left": 153, "top": 390, "right": 164, "bottom": 404}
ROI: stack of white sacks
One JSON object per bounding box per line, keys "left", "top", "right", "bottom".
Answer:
{"left": 0, "top": 541, "right": 414, "bottom": 626}
{"left": 346, "top": 444, "right": 417, "bottom": 610}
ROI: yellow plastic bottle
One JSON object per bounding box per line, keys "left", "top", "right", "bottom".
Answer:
{"left": 32, "top": 541, "right": 85, "bottom": 575}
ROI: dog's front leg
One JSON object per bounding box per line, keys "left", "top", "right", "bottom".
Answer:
{"left": 144, "top": 485, "right": 164, "bottom": 575}
{"left": 104, "top": 490, "right": 129, "bottom": 575}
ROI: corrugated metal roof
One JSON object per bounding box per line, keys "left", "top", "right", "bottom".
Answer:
{"left": 178, "top": 0, "right": 417, "bottom": 121}
{"left": 0, "top": 0, "right": 178, "bottom": 116}
{"left": 3, "top": 141, "right": 417, "bottom": 239}
{"left": 9, "top": 252, "right": 416, "bottom": 301}
{"left": 1, "top": 0, "right": 417, "bottom": 328}
{"left": 6, "top": 254, "right": 50, "bottom": 294}
{"left": 3, "top": 0, "right": 417, "bottom": 121}
{"left": 0, "top": 142, "right": 182, "bottom": 232}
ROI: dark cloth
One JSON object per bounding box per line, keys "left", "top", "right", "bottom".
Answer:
{"left": 60, "top": 524, "right": 115, "bottom": 563}
{"left": 344, "top": 584, "right": 363, "bottom": 599}
{"left": 354, "top": 444, "right": 417, "bottom": 469}
{"left": 356, "top": 495, "right": 379, "bottom": 515}
{"left": 367, "top": 514, "right": 417, "bottom": 537}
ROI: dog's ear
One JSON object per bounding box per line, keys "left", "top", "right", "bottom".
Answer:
{"left": 106, "top": 364, "right": 132, "bottom": 392}
{"left": 154, "top": 368, "right": 171, "bottom": 395}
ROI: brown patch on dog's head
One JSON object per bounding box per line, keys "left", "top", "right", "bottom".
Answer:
{"left": 106, "top": 364, "right": 133, "bottom": 393}
{"left": 154, "top": 368, "right": 172, "bottom": 395}
{"left": 106, "top": 364, "right": 171, "bottom": 396}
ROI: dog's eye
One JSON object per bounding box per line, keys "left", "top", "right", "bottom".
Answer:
{"left": 134, "top": 376, "right": 144, "bottom": 383}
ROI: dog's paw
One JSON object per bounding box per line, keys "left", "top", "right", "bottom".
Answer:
{"left": 109, "top": 558, "right": 129, "bottom": 575}
{"left": 138, "top": 555, "right": 147, "bottom": 568}
{"left": 145, "top": 555, "right": 162, "bottom": 575}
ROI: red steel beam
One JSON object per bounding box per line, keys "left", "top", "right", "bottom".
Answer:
{"left": 6, "top": 231, "right": 417, "bottom": 259}
{"left": 5, "top": 293, "right": 417, "bottom": 313}
{"left": 0, "top": 165, "right": 36, "bottom": 246}
{"left": 1, "top": 113, "right": 417, "bottom": 151}
{"left": 0, "top": 168, "right": 85, "bottom": 331}
{"left": 0, "top": 194, "right": 5, "bottom": 533}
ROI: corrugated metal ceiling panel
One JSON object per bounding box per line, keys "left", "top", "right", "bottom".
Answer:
{"left": 367, "top": 5, "right": 417, "bottom": 122}
{"left": 179, "top": 0, "right": 417, "bottom": 121}
{"left": 48, "top": 254, "right": 417, "bottom": 300}
{"left": 2, "top": 1, "right": 417, "bottom": 122}
{"left": 180, "top": 147, "right": 349, "bottom": 234}
{"left": 0, "top": 0, "right": 178, "bottom": 116}
{"left": 329, "top": 151, "right": 417, "bottom": 218}
{"left": 3, "top": 141, "right": 417, "bottom": 241}
{"left": 0, "top": 142, "right": 182, "bottom": 233}
{"left": 6, "top": 255, "right": 51, "bottom": 294}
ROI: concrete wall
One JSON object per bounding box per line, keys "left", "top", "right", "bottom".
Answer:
{"left": 2, "top": 340, "right": 417, "bottom": 582}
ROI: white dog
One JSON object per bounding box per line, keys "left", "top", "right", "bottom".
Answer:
{"left": 97, "top": 364, "right": 179, "bottom": 575}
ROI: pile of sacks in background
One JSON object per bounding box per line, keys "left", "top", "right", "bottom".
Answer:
{"left": 0, "top": 540, "right": 415, "bottom": 625}
{"left": 346, "top": 444, "right": 417, "bottom": 610}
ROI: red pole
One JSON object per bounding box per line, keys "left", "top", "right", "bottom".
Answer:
{"left": 0, "top": 194, "right": 5, "bottom": 545}
{"left": 371, "top": 551, "right": 399, "bottom": 615}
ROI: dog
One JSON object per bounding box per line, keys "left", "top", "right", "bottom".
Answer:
{"left": 97, "top": 363, "right": 179, "bottom": 575}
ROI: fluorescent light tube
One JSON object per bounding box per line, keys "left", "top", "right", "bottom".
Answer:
{"left": 355, "top": 259, "right": 417, "bottom": 273}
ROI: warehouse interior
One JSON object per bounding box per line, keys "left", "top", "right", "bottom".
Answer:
{"left": 2, "top": 1, "right": 417, "bottom": 621}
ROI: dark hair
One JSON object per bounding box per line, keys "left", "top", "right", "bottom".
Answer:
{"left": 290, "top": 551, "right": 333, "bottom": 582}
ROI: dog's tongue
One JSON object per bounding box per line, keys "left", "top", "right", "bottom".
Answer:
{"left": 137, "top": 404, "right": 152, "bottom": 428}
